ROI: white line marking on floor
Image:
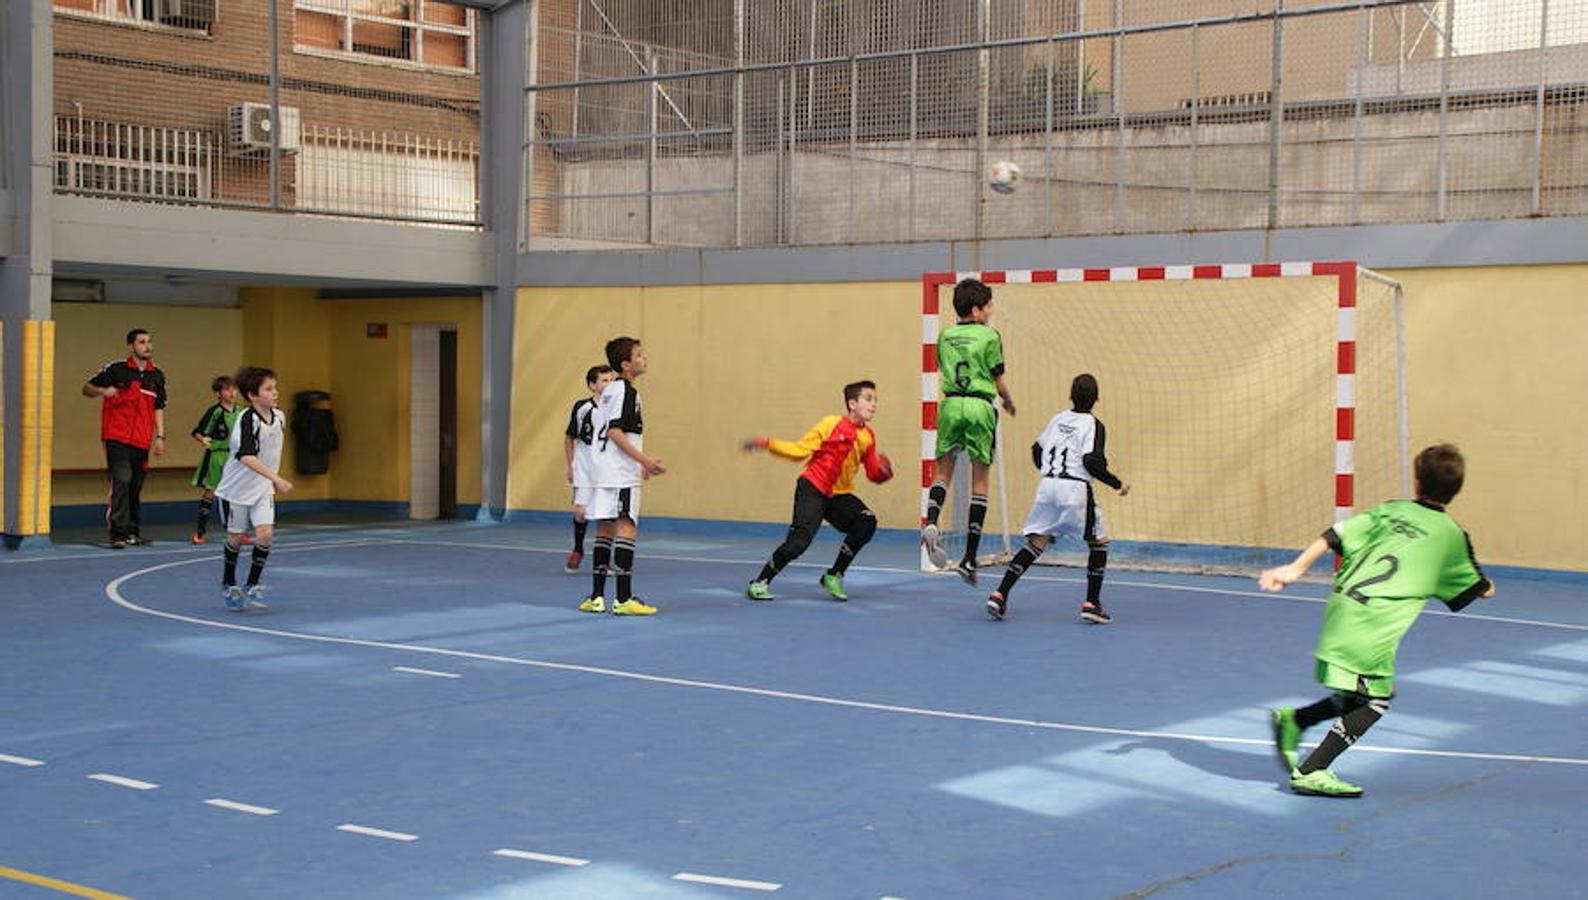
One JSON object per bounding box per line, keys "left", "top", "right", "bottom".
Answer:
{"left": 673, "top": 872, "right": 781, "bottom": 891}
{"left": 203, "top": 798, "right": 279, "bottom": 816}
{"left": 0, "top": 753, "right": 45, "bottom": 767}
{"left": 0, "top": 537, "right": 388, "bottom": 566}
{"left": 416, "top": 538, "right": 1588, "bottom": 632}
{"left": 393, "top": 665, "right": 461, "bottom": 679}
{"left": 88, "top": 773, "right": 159, "bottom": 790}
{"left": 336, "top": 824, "right": 418, "bottom": 842}
{"left": 103, "top": 545, "right": 1588, "bottom": 768}
{"left": 491, "top": 849, "right": 589, "bottom": 866}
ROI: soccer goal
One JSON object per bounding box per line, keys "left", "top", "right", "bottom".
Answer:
{"left": 920, "top": 262, "right": 1407, "bottom": 575}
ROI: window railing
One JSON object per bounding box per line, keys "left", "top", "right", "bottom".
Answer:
{"left": 52, "top": 0, "right": 215, "bottom": 32}
{"left": 55, "top": 115, "right": 212, "bottom": 202}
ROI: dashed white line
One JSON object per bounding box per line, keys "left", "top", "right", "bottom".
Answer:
{"left": 88, "top": 773, "right": 159, "bottom": 790}
{"left": 336, "top": 824, "right": 419, "bottom": 842}
{"left": 0, "top": 753, "right": 45, "bottom": 767}
{"left": 491, "top": 849, "right": 589, "bottom": 867}
{"left": 204, "top": 798, "right": 280, "bottom": 816}
{"left": 393, "top": 665, "right": 461, "bottom": 679}
{"left": 673, "top": 872, "right": 781, "bottom": 892}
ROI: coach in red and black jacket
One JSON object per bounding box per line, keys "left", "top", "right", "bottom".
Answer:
{"left": 82, "top": 328, "right": 168, "bottom": 547}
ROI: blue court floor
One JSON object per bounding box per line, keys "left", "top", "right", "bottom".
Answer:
{"left": 2, "top": 516, "right": 1586, "bottom": 899}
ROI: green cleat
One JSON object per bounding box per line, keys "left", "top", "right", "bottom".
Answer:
{"left": 746, "top": 580, "right": 775, "bottom": 601}
{"left": 1289, "top": 767, "right": 1363, "bottom": 798}
{"left": 1271, "top": 707, "right": 1301, "bottom": 773}
{"left": 819, "top": 572, "right": 848, "bottom": 601}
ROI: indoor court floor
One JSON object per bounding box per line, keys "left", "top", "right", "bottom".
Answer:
{"left": 3, "top": 516, "right": 1586, "bottom": 899}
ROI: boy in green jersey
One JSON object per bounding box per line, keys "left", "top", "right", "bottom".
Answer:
{"left": 922, "top": 278, "right": 1016, "bottom": 584}
{"left": 188, "top": 375, "right": 241, "bottom": 545}
{"left": 1259, "top": 443, "right": 1494, "bottom": 797}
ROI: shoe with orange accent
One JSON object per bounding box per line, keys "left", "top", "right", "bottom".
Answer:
{"left": 190, "top": 532, "right": 208, "bottom": 545}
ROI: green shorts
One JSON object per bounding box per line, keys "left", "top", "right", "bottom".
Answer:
{"left": 1314, "top": 659, "right": 1395, "bottom": 699}
{"left": 935, "top": 396, "right": 999, "bottom": 465}
{"left": 191, "top": 447, "right": 227, "bottom": 491}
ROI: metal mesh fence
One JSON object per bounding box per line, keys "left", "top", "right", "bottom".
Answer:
{"left": 50, "top": 0, "right": 482, "bottom": 227}
{"left": 527, "top": 0, "right": 1588, "bottom": 248}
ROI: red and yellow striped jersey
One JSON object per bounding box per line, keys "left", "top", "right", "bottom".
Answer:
{"left": 765, "top": 415, "right": 887, "bottom": 496}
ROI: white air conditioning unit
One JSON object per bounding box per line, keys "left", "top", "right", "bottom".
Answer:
{"left": 227, "top": 103, "right": 301, "bottom": 155}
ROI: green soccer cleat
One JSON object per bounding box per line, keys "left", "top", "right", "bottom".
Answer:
{"left": 819, "top": 572, "right": 848, "bottom": 601}
{"left": 1289, "top": 767, "right": 1364, "bottom": 798}
{"left": 1271, "top": 708, "right": 1301, "bottom": 773}
{"left": 611, "top": 597, "right": 658, "bottom": 616}
{"left": 577, "top": 595, "right": 607, "bottom": 614}
{"left": 746, "top": 580, "right": 775, "bottom": 601}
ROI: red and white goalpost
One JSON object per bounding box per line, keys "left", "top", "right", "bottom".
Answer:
{"left": 919, "top": 261, "right": 1407, "bottom": 573}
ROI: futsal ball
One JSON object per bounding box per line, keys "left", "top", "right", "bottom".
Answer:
{"left": 873, "top": 455, "right": 894, "bottom": 483}
{"left": 987, "top": 160, "right": 1022, "bottom": 194}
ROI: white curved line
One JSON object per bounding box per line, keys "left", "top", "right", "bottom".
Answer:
{"left": 105, "top": 545, "right": 1588, "bottom": 768}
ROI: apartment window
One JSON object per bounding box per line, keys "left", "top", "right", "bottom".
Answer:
{"left": 52, "top": 0, "right": 215, "bottom": 32}
{"left": 55, "top": 116, "right": 212, "bottom": 201}
{"left": 295, "top": 0, "right": 476, "bottom": 71}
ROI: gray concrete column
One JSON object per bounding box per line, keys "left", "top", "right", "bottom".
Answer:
{"left": 1, "top": 0, "right": 55, "bottom": 546}
{"left": 476, "top": 0, "right": 528, "bottom": 519}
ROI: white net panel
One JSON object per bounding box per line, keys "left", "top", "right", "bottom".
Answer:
{"left": 929, "top": 266, "right": 1405, "bottom": 574}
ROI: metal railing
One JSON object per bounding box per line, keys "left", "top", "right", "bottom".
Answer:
{"left": 525, "top": 0, "right": 1588, "bottom": 248}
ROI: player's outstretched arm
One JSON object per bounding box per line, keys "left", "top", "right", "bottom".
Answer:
{"left": 1258, "top": 536, "right": 1329, "bottom": 592}
{"left": 741, "top": 437, "right": 769, "bottom": 453}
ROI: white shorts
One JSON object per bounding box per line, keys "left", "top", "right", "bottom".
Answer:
{"left": 221, "top": 494, "right": 276, "bottom": 533}
{"left": 571, "top": 486, "right": 594, "bottom": 508}
{"left": 586, "top": 486, "right": 640, "bottom": 522}
{"left": 1020, "top": 478, "right": 1107, "bottom": 543}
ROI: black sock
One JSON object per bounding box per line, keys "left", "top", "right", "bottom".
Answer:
{"left": 995, "top": 541, "right": 1041, "bottom": 596}
{"left": 222, "top": 539, "right": 241, "bottom": 586}
{"left": 246, "top": 543, "right": 271, "bottom": 587}
{"left": 962, "top": 493, "right": 988, "bottom": 564}
{"left": 1085, "top": 547, "right": 1108, "bottom": 603}
{"left": 1298, "top": 697, "right": 1387, "bottom": 774}
{"left": 591, "top": 536, "right": 612, "bottom": 597}
{"left": 829, "top": 542, "right": 857, "bottom": 577}
{"left": 572, "top": 518, "right": 587, "bottom": 554}
{"left": 755, "top": 560, "right": 779, "bottom": 584}
{"left": 613, "top": 538, "right": 635, "bottom": 600}
{"left": 1294, "top": 696, "right": 1342, "bottom": 730}
{"left": 925, "top": 482, "right": 947, "bottom": 527}
{"left": 196, "top": 496, "right": 213, "bottom": 534}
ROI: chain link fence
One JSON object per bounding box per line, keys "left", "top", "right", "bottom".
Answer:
{"left": 50, "top": 0, "right": 482, "bottom": 227}
{"left": 527, "top": 0, "right": 1588, "bottom": 248}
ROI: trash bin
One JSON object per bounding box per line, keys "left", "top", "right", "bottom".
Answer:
{"left": 291, "top": 390, "right": 339, "bottom": 476}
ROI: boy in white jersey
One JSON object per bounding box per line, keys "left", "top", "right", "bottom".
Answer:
{"left": 214, "top": 366, "right": 294, "bottom": 612}
{"left": 986, "top": 373, "right": 1130, "bottom": 624}
{"left": 579, "top": 337, "right": 666, "bottom": 616}
{"left": 563, "top": 364, "right": 615, "bottom": 573}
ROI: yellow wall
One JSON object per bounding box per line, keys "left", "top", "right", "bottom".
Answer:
{"left": 512, "top": 266, "right": 1588, "bottom": 573}
{"left": 509, "top": 284, "right": 920, "bottom": 528}
{"left": 51, "top": 290, "right": 482, "bottom": 512}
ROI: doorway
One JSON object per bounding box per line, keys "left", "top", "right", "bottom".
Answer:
{"left": 409, "top": 323, "right": 459, "bottom": 520}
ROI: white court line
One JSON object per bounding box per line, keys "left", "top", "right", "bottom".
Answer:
{"left": 0, "top": 753, "right": 45, "bottom": 767}
{"left": 673, "top": 872, "right": 781, "bottom": 892}
{"left": 101, "top": 546, "right": 1588, "bottom": 769}
{"left": 414, "top": 538, "right": 1588, "bottom": 632}
{"left": 204, "top": 798, "right": 279, "bottom": 816}
{"left": 0, "top": 537, "right": 384, "bottom": 566}
{"left": 491, "top": 849, "right": 589, "bottom": 867}
{"left": 393, "top": 666, "right": 462, "bottom": 679}
{"left": 88, "top": 773, "right": 159, "bottom": 790}
{"left": 336, "top": 824, "right": 418, "bottom": 842}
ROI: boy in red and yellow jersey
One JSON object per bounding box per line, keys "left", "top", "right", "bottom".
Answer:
{"left": 742, "top": 380, "right": 894, "bottom": 601}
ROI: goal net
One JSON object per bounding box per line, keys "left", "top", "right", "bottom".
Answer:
{"left": 921, "top": 262, "right": 1406, "bottom": 575}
